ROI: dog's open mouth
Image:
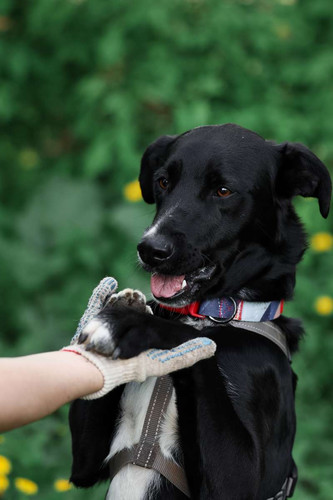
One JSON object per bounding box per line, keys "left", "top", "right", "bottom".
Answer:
{"left": 151, "top": 265, "right": 216, "bottom": 305}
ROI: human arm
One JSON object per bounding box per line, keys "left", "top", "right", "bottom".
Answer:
{"left": 0, "top": 350, "right": 103, "bottom": 432}
{"left": 0, "top": 277, "right": 215, "bottom": 432}
{"left": 0, "top": 338, "right": 215, "bottom": 432}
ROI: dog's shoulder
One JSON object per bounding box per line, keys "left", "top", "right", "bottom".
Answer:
{"left": 274, "top": 315, "right": 304, "bottom": 354}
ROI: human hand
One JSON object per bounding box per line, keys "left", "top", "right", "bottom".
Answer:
{"left": 64, "top": 279, "right": 216, "bottom": 399}
{"left": 64, "top": 337, "right": 216, "bottom": 400}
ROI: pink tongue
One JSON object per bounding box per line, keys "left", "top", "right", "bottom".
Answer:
{"left": 151, "top": 274, "right": 185, "bottom": 298}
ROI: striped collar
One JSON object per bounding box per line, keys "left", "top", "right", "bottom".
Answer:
{"left": 159, "top": 298, "right": 284, "bottom": 323}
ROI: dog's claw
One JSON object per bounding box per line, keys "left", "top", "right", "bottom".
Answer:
{"left": 85, "top": 342, "right": 93, "bottom": 351}
{"left": 78, "top": 333, "right": 88, "bottom": 344}
{"left": 112, "top": 347, "right": 121, "bottom": 360}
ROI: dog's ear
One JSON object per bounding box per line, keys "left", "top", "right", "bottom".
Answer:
{"left": 276, "top": 142, "right": 332, "bottom": 218}
{"left": 139, "top": 134, "right": 178, "bottom": 203}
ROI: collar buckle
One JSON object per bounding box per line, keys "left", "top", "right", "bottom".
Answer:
{"left": 208, "top": 297, "right": 238, "bottom": 324}
{"left": 188, "top": 302, "right": 206, "bottom": 319}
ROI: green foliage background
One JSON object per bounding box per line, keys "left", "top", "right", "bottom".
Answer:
{"left": 0, "top": 0, "right": 332, "bottom": 498}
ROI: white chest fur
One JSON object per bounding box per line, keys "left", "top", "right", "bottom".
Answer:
{"left": 105, "top": 377, "right": 179, "bottom": 500}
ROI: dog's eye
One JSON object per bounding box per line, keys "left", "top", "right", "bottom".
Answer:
{"left": 159, "top": 177, "right": 169, "bottom": 190}
{"left": 217, "top": 187, "right": 232, "bottom": 198}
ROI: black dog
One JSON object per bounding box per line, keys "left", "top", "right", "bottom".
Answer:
{"left": 69, "top": 124, "right": 331, "bottom": 499}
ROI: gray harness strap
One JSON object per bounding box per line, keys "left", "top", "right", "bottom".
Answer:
{"left": 267, "top": 462, "right": 298, "bottom": 500}
{"left": 108, "top": 375, "right": 191, "bottom": 498}
{"left": 230, "top": 320, "right": 291, "bottom": 361}
{"left": 109, "top": 323, "right": 296, "bottom": 499}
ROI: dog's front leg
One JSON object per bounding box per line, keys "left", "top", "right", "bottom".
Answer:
{"left": 77, "top": 289, "right": 199, "bottom": 358}
{"left": 80, "top": 306, "right": 198, "bottom": 359}
{"left": 171, "top": 357, "right": 260, "bottom": 500}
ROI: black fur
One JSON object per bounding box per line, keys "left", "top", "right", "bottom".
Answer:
{"left": 69, "top": 124, "right": 331, "bottom": 499}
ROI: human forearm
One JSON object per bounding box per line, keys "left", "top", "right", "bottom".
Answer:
{"left": 0, "top": 351, "right": 103, "bottom": 432}
{"left": 0, "top": 337, "right": 216, "bottom": 432}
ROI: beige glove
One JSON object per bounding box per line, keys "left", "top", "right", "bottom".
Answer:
{"left": 65, "top": 276, "right": 216, "bottom": 399}
{"left": 62, "top": 338, "right": 216, "bottom": 400}
{"left": 70, "top": 277, "right": 118, "bottom": 345}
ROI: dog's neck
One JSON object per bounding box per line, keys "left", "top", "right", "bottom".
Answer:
{"left": 158, "top": 297, "right": 284, "bottom": 323}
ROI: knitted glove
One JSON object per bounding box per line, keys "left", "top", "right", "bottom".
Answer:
{"left": 63, "top": 338, "right": 216, "bottom": 400}
{"left": 65, "top": 276, "right": 216, "bottom": 399}
{"left": 70, "top": 277, "right": 118, "bottom": 345}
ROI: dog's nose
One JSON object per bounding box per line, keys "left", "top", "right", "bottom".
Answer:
{"left": 137, "top": 235, "right": 174, "bottom": 266}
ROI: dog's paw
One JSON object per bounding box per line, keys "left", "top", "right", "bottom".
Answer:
{"left": 78, "top": 318, "right": 116, "bottom": 356}
{"left": 108, "top": 288, "right": 152, "bottom": 314}
{"left": 77, "top": 288, "right": 152, "bottom": 356}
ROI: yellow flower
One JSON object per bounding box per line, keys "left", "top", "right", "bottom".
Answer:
{"left": 15, "top": 477, "right": 38, "bottom": 495}
{"left": 124, "top": 180, "right": 142, "bottom": 202}
{"left": 0, "top": 475, "right": 9, "bottom": 493}
{"left": 274, "top": 24, "right": 292, "bottom": 40}
{"left": 278, "top": 0, "right": 297, "bottom": 5}
{"left": 314, "top": 296, "right": 333, "bottom": 316}
{"left": 0, "top": 456, "right": 11, "bottom": 475}
{"left": 18, "top": 149, "right": 39, "bottom": 170}
{"left": 0, "top": 16, "right": 12, "bottom": 32}
{"left": 54, "top": 479, "right": 72, "bottom": 492}
{"left": 311, "top": 232, "right": 333, "bottom": 252}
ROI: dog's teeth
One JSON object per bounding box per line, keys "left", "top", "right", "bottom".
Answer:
{"left": 182, "top": 279, "right": 187, "bottom": 289}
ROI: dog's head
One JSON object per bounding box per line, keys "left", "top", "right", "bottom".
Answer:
{"left": 137, "top": 124, "right": 331, "bottom": 306}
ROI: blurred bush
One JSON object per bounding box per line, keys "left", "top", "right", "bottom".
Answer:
{"left": 0, "top": 0, "right": 332, "bottom": 498}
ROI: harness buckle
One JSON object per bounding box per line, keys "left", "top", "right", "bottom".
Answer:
{"left": 286, "top": 463, "right": 298, "bottom": 497}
